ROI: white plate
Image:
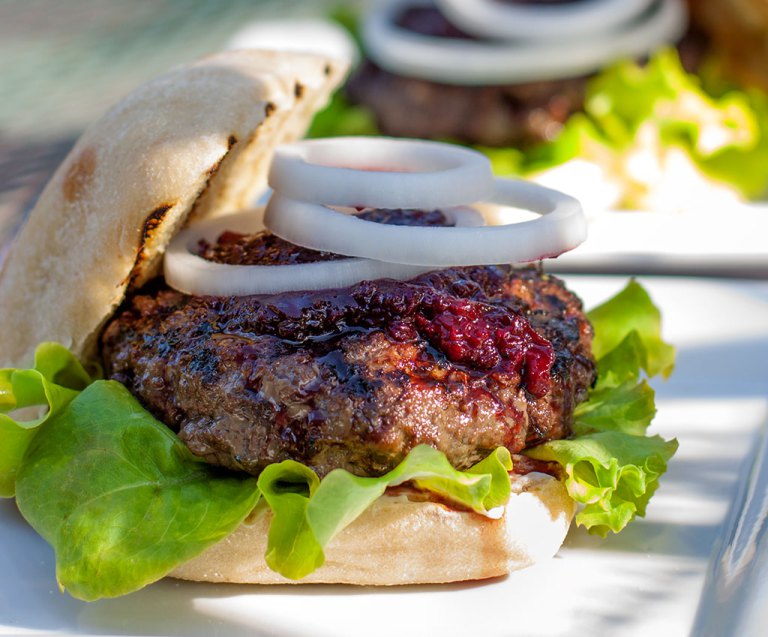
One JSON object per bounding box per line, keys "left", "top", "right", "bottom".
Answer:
{"left": 550, "top": 205, "right": 768, "bottom": 277}
{"left": 2, "top": 276, "right": 768, "bottom": 637}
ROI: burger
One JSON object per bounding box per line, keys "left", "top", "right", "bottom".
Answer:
{"left": 321, "top": 0, "right": 768, "bottom": 212}
{"left": 0, "top": 49, "right": 676, "bottom": 601}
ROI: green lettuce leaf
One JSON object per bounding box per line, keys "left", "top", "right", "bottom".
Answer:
{"left": 258, "top": 445, "right": 512, "bottom": 580}
{"left": 527, "top": 280, "right": 677, "bottom": 535}
{"left": 308, "top": 446, "right": 511, "bottom": 544}
{"left": 257, "top": 460, "right": 323, "bottom": 580}
{"left": 573, "top": 379, "right": 656, "bottom": 437}
{"left": 0, "top": 343, "right": 92, "bottom": 497}
{"left": 588, "top": 279, "right": 675, "bottom": 379}
{"left": 526, "top": 432, "right": 678, "bottom": 536}
{"left": 15, "top": 381, "right": 261, "bottom": 601}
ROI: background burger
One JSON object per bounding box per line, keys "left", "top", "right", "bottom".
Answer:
{"left": 343, "top": 0, "right": 690, "bottom": 148}
{"left": 0, "top": 48, "right": 676, "bottom": 601}
{"left": 315, "top": 0, "right": 768, "bottom": 213}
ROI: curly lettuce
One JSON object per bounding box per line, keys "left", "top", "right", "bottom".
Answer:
{"left": 1, "top": 282, "right": 675, "bottom": 599}
{"left": 526, "top": 280, "right": 678, "bottom": 536}
{"left": 259, "top": 445, "right": 512, "bottom": 580}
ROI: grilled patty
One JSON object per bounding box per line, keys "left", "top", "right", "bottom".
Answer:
{"left": 102, "top": 221, "right": 596, "bottom": 478}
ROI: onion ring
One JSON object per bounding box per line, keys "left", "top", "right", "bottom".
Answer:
{"left": 163, "top": 209, "right": 434, "bottom": 297}
{"left": 435, "top": 0, "right": 654, "bottom": 41}
{"left": 362, "top": 0, "right": 687, "bottom": 85}
{"left": 268, "top": 137, "right": 494, "bottom": 208}
{"left": 264, "top": 178, "right": 587, "bottom": 266}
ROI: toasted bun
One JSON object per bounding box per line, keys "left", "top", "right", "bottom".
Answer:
{"left": 0, "top": 49, "right": 346, "bottom": 368}
{"left": 170, "top": 472, "right": 575, "bottom": 585}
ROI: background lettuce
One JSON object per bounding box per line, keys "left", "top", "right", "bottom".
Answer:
{"left": 478, "top": 49, "right": 768, "bottom": 209}
{"left": 311, "top": 44, "right": 768, "bottom": 208}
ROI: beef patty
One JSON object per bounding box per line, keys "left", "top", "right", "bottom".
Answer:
{"left": 101, "top": 214, "right": 595, "bottom": 478}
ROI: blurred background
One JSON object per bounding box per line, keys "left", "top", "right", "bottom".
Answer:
{"left": 1, "top": 0, "right": 767, "bottom": 274}
{"left": 0, "top": 0, "right": 358, "bottom": 245}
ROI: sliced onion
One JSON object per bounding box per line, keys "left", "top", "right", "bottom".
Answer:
{"left": 362, "top": 0, "right": 687, "bottom": 85}
{"left": 268, "top": 137, "right": 494, "bottom": 208}
{"left": 435, "top": 0, "right": 654, "bottom": 41}
{"left": 264, "top": 178, "right": 587, "bottom": 266}
{"left": 163, "top": 209, "right": 433, "bottom": 297}
{"left": 444, "top": 205, "right": 484, "bottom": 227}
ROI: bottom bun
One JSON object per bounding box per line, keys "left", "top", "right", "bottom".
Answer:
{"left": 170, "top": 472, "right": 575, "bottom": 585}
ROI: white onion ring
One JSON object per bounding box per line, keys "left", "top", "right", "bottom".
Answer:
{"left": 363, "top": 0, "right": 687, "bottom": 85}
{"left": 264, "top": 178, "right": 587, "bottom": 266}
{"left": 435, "top": 0, "right": 654, "bottom": 41}
{"left": 268, "top": 137, "right": 494, "bottom": 208}
{"left": 442, "top": 205, "right": 485, "bottom": 227}
{"left": 163, "top": 209, "right": 436, "bottom": 296}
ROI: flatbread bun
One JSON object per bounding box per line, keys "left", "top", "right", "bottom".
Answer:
{"left": 171, "top": 472, "right": 575, "bottom": 585}
{"left": 0, "top": 48, "right": 576, "bottom": 586}
{"left": 0, "top": 49, "right": 347, "bottom": 368}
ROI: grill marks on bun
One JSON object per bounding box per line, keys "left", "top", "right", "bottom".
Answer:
{"left": 62, "top": 146, "right": 97, "bottom": 204}
{"left": 127, "top": 203, "right": 175, "bottom": 289}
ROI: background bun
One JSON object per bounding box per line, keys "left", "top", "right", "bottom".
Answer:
{"left": 170, "top": 472, "right": 575, "bottom": 585}
{"left": 687, "top": 0, "right": 768, "bottom": 91}
{"left": 0, "top": 49, "right": 346, "bottom": 368}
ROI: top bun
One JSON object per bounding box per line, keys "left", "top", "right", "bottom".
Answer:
{"left": 0, "top": 50, "right": 347, "bottom": 368}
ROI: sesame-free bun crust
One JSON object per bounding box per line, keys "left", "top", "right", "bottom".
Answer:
{"left": 171, "top": 472, "right": 575, "bottom": 585}
{"left": 0, "top": 50, "right": 346, "bottom": 368}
